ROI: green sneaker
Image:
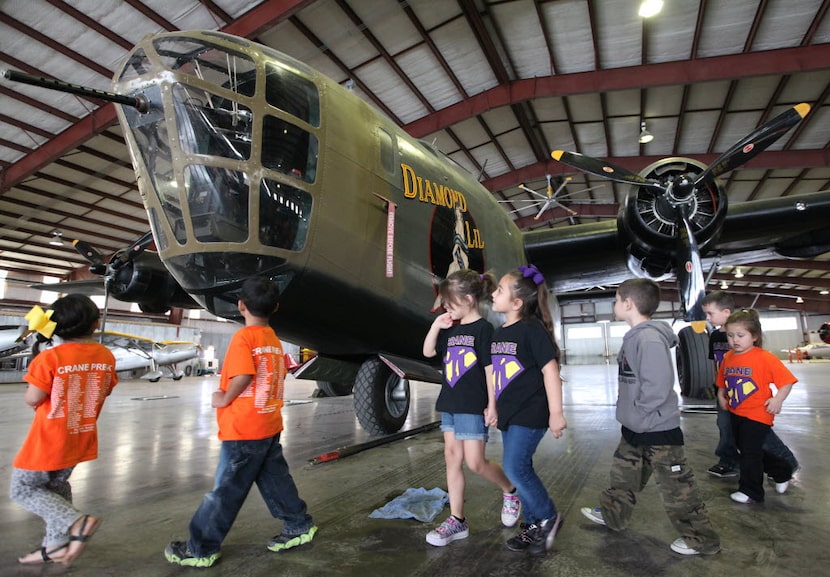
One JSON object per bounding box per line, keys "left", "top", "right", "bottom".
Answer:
{"left": 267, "top": 525, "right": 318, "bottom": 552}
{"left": 164, "top": 541, "right": 220, "bottom": 568}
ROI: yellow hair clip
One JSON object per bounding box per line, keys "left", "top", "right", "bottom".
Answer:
{"left": 18, "top": 305, "right": 57, "bottom": 341}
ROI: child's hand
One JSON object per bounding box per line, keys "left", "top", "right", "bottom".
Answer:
{"left": 484, "top": 405, "right": 498, "bottom": 427}
{"left": 211, "top": 390, "right": 227, "bottom": 408}
{"left": 765, "top": 395, "right": 784, "bottom": 415}
{"left": 432, "top": 312, "right": 454, "bottom": 330}
{"left": 548, "top": 413, "right": 567, "bottom": 438}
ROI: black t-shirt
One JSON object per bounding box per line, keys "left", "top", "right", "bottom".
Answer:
{"left": 709, "top": 328, "right": 730, "bottom": 385}
{"left": 435, "top": 318, "right": 493, "bottom": 414}
{"left": 491, "top": 319, "right": 558, "bottom": 430}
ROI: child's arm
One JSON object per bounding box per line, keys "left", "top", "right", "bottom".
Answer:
{"left": 212, "top": 374, "right": 253, "bottom": 408}
{"left": 717, "top": 386, "right": 728, "bottom": 410}
{"left": 542, "top": 360, "right": 567, "bottom": 438}
{"left": 484, "top": 364, "right": 498, "bottom": 426}
{"left": 23, "top": 384, "right": 47, "bottom": 408}
{"left": 765, "top": 383, "right": 793, "bottom": 414}
{"left": 422, "top": 312, "right": 453, "bottom": 358}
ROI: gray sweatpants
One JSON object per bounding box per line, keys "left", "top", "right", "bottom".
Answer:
{"left": 10, "top": 467, "right": 82, "bottom": 548}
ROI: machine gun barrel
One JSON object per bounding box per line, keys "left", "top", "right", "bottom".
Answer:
{"left": 3, "top": 69, "right": 148, "bottom": 112}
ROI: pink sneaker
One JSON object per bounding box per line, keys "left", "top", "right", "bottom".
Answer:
{"left": 501, "top": 493, "right": 521, "bottom": 527}
{"left": 426, "top": 516, "right": 469, "bottom": 547}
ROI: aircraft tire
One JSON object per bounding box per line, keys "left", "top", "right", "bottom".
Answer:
{"left": 316, "top": 381, "right": 354, "bottom": 397}
{"left": 676, "top": 326, "right": 714, "bottom": 400}
{"left": 184, "top": 365, "right": 193, "bottom": 376}
{"left": 353, "top": 358, "right": 410, "bottom": 436}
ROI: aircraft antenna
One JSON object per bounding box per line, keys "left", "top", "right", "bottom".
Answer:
{"left": 3, "top": 69, "right": 149, "bottom": 113}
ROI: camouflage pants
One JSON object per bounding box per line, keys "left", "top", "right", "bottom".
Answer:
{"left": 598, "top": 437, "right": 720, "bottom": 553}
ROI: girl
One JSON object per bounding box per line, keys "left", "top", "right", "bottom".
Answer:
{"left": 490, "top": 264, "right": 566, "bottom": 554}
{"left": 11, "top": 294, "right": 118, "bottom": 565}
{"left": 423, "top": 269, "right": 519, "bottom": 547}
{"left": 717, "top": 308, "right": 797, "bottom": 504}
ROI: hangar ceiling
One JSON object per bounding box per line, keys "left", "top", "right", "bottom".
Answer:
{"left": 0, "top": 0, "right": 829, "bottom": 312}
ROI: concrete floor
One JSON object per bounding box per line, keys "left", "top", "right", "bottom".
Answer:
{"left": 1, "top": 361, "right": 828, "bottom": 576}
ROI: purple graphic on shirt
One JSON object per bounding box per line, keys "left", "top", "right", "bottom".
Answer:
{"left": 724, "top": 375, "right": 759, "bottom": 409}
{"left": 443, "top": 346, "right": 478, "bottom": 387}
{"left": 492, "top": 355, "right": 524, "bottom": 400}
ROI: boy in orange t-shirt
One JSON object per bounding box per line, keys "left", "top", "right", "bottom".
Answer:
{"left": 165, "top": 277, "right": 317, "bottom": 568}
{"left": 11, "top": 295, "right": 117, "bottom": 565}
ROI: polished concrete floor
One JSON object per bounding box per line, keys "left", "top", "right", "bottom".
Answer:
{"left": 1, "top": 361, "right": 828, "bottom": 576}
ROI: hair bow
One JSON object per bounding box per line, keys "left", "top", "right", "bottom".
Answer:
{"left": 16, "top": 305, "right": 56, "bottom": 342}
{"left": 519, "top": 264, "right": 545, "bottom": 287}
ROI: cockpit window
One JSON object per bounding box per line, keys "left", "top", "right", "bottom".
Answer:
{"left": 154, "top": 37, "right": 256, "bottom": 97}
{"left": 259, "top": 178, "right": 312, "bottom": 251}
{"left": 264, "top": 63, "right": 319, "bottom": 127}
{"left": 184, "top": 165, "right": 250, "bottom": 243}
{"left": 262, "top": 115, "right": 317, "bottom": 183}
{"left": 117, "top": 48, "right": 152, "bottom": 81}
{"left": 173, "top": 84, "right": 252, "bottom": 160}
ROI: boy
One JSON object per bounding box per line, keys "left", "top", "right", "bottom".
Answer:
{"left": 581, "top": 279, "right": 720, "bottom": 556}
{"left": 165, "top": 277, "right": 317, "bottom": 568}
{"left": 702, "top": 292, "right": 799, "bottom": 483}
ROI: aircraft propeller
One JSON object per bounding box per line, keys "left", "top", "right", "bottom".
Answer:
{"left": 551, "top": 103, "right": 811, "bottom": 329}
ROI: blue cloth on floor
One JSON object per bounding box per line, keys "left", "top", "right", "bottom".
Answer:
{"left": 368, "top": 487, "right": 449, "bottom": 523}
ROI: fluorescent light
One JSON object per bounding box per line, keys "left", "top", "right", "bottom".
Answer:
{"left": 639, "top": 0, "right": 664, "bottom": 18}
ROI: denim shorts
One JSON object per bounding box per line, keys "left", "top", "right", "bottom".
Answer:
{"left": 440, "top": 412, "right": 489, "bottom": 442}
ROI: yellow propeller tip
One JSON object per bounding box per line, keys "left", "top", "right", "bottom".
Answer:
{"left": 795, "top": 103, "right": 811, "bottom": 118}
{"left": 690, "top": 320, "right": 708, "bottom": 334}
{"left": 551, "top": 150, "right": 563, "bottom": 160}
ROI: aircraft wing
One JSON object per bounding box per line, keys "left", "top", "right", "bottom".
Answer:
{"left": 524, "top": 190, "right": 830, "bottom": 294}
{"left": 28, "top": 279, "right": 104, "bottom": 295}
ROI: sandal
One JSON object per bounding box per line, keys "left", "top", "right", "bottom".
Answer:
{"left": 63, "top": 514, "right": 102, "bottom": 564}
{"left": 18, "top": 543, "right": 69, "bottom": 564}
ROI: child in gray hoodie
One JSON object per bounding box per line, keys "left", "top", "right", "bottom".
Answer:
{"left": 580, "top": 278, "right": 720, "bottom": 556}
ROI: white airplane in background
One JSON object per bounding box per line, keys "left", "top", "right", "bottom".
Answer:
{"left": 0, "top": 327, "right": 200, "bottom": 381}
{"left": 783, "top": 343, "right": 830, "bottom": 360}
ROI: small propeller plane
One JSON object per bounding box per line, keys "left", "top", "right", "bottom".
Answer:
{"left": 5, "top": 30, "right": 830, "bottom": 435}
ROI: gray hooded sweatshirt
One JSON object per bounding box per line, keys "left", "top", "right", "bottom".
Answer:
{"left": 615, "top": 320, "right": 681, "bottom": 434}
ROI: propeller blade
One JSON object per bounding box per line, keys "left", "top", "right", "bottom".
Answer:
{"left": 113, "top": 231, "right": 154, "bottom": 268}
{"left": 551, "top": 151, "right": 664, "bottom": 192}
{"left": 694, "top": 103, "right": 810, "bottom": 184}
{"left": 72, "top": 239, "right": 105, "bottom": 265}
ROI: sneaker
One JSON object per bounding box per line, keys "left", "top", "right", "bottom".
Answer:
{"left": 164, "top": 541, "right": 221, "bottom": 568}
{"left": 580, "top": 506, "right": 606, "bottom": 526}
{"left": 501, "top": 493, "right": 521, "bottom": 527}
{"left": 670, "top": 537, "right": 700, "bottom": 555}
{"left": 707, "top": 464, "right": 739, "bottom": 478}
{"left": 425, "top": 517, "right": 469, "bottom": 547}
{"left": 775, "top": 480, "right": 790, "bottom": 494}
{"left": 730, "top": 491, "right": 754, "bottom": 504}
{"left": 267, "top": 525, "right": 318, "bottom": 552}
{"left": 505, "top": 522, "right": 540, "bottom": 552}
{"left": 537, "top": 514, "right": 563, "bottom": 553}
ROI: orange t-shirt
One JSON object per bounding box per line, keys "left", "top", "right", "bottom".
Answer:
{"left": 216, "top": 325, "right": 285, "bottom": 441}
{"left": 14, "top": 342, "right": 118, "bottom": 471}
{"left": 716, "top": 347, "right": 796, "bottom": 426}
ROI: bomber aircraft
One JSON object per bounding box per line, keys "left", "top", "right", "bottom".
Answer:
{"left": 5, "top": 30, "right": 830, "bottom": 435}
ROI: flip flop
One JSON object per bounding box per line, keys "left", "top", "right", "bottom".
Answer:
{"left": 63, "top": 514, "right": 102, "bottom": 564}
{"left": 18, "top": 543, "right": 69, "bottom": 564}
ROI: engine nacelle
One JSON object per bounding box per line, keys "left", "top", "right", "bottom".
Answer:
{"left": 108, "top": 251, "right": 198, "bottom": 312}
{"left": 617, "top": 157, "right": 728, "bottom": 279}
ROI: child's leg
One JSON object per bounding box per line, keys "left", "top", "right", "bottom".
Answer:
{"left": 762, "top": 429, "right": 799, "bottom": 473}
{"left": 598, "top": 437, "right": 647, "bottom": 531}
{"left": 256, "top": 434, "right": 314, "bottom": 534}
{"left": 732, "top": 415, "right": 769, "bottom": 501}
{"left": 444, "top": 433, "right": 466, "bottom": 519}
{"left": 650, "top": 445, "right": 721, "bottom": 553}
{"left": 501, "top": 425, "right": 555, "bottom": 524}
{"left": 462, "top": 440, "right": 513, "bottom": 492}
{"left": 10, "top": 468, "right": 80, "bottom": 548}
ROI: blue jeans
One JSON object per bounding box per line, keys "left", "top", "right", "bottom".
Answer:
{"left": 716, "top": 407, "right": 799, "bottom": 471}
{"left": 187, "top": 434, "right": 313, "bottom": 556}
{"left": 501, "top": 425, "right": 556, "bottom": 525}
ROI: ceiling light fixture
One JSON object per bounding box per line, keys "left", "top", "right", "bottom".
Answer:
{"left": 796, "top": 296, "right": 804, "bottom": 304}
{"left": 733, "top": 267, "right": 744, "bottom": 279}
{"left": 49, "top": 230, "right": 65, "bottom": 247}
{"left": 720, "top": 280, "right": 729, "bottom": 290}
{"left": 639, "top": 0, "right": 664, "bottom": 18}
{"left": 638, "top": 120, "right": 654, "bottom": 144}
{"left": 821, "top": 290, "right": 829, "bottom": 295}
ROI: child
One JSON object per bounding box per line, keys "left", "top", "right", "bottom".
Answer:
{"left": 165, "top": 277, "right": 316, "bottom": 567}
{"left": 423, "top": 269, "right": 519, "bottom": 547}
{"left": 717, "top": 308, "right": 797, "bottom": 503}
{"left": 489, "top": 264, "right": 566, "bottom": 554}
{"left": 581, "top": 278, "right": 720, "bottom": 556}
{"left": 702, "top": 292, "right": 799, "bottom": 479}
{"left": 11, "top": 295, "right": 117, "bottom": 565}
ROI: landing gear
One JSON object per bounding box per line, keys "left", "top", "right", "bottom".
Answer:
{"left": 316, "top": 381, "right": 354, "bottom": 397}
{"left": 353, "top": 358, "right": 410, "bottom": 436}
{"left": 676, "top": 326, "right": 714, "bottom": 399}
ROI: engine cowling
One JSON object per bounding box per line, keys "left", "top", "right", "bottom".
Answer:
{"left": 617, "top": 157, "right": 728, "bottom": 279}
{"left": 107, "top": 251, "right": 198, "bottom": 312}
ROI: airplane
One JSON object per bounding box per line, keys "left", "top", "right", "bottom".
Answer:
{"left": 4, "top": 30, "right": 830, "bottom": 435}
{"left": 782, "top": 321, "right": 830, "bottom": 360}
{"left": 0, "top": 325, "right": 31, "bottom": 360}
